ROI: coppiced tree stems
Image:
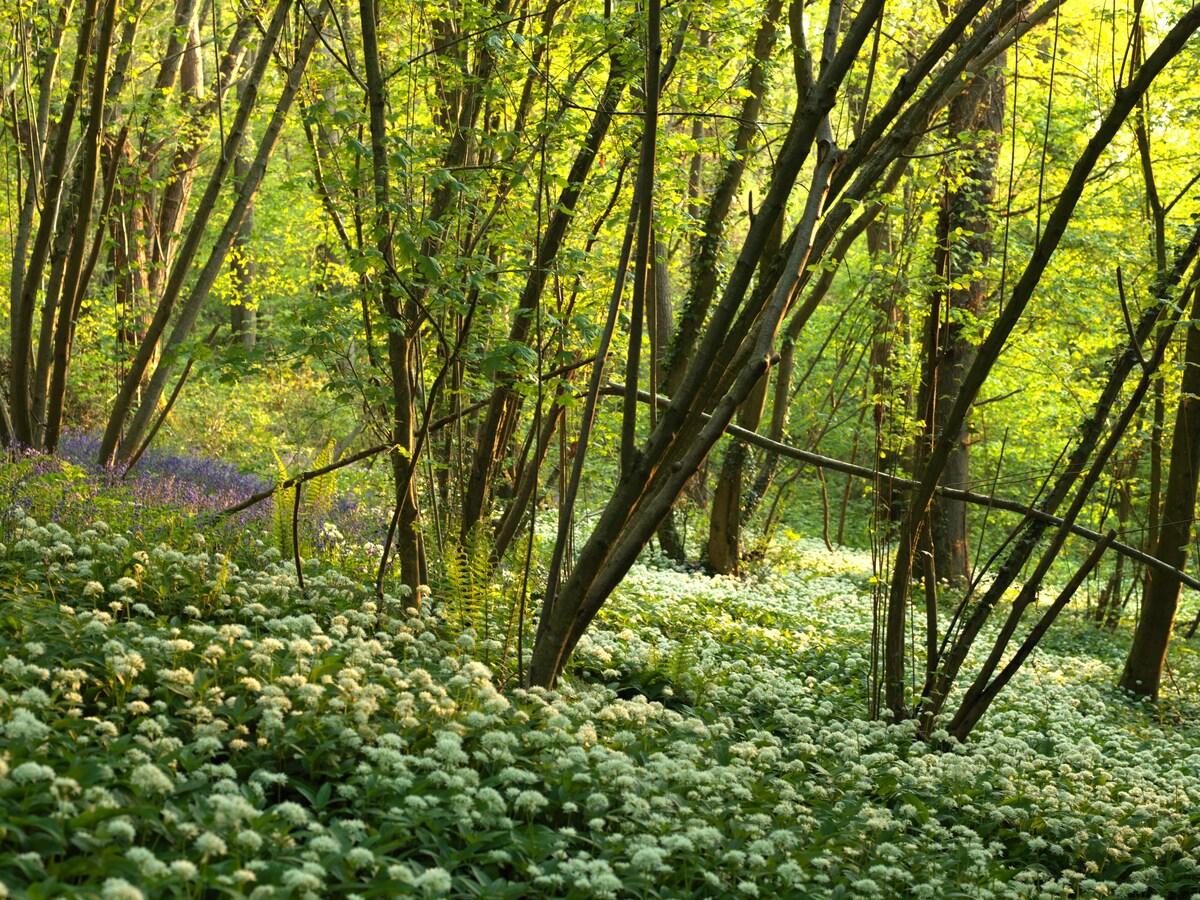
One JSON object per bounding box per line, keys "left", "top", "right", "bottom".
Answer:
{"left": 882, "top": 5, "right": 1200, "bottom": 723}
{"left": 42, "top": 0, "right": 120, "bottom": 452}
{"left": 97, "top": 0, "right": 294, "bottom": 467}
{"left": 10, "top": 0, "right": 100, "bottom": 447}
{"left": 460, "top": 56, "right": 630, "bottom": 535}
{"left": 113, "top": 1, "right": 331, "bottom": 467}
{"left": 529, "top": 0, "right": 885, "bottom": 688}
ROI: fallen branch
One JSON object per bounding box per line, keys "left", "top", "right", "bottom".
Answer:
{"left": 601, "top": 384, "right": 1200, "bottom": 593}
{"left": 214, "top": 441, "right": 394, "bottom": 519}
{"left": 212, "top": 355, "right": 600, "bottom": 521}
{"left": 210, "top": 399, "right": 491, "bottom": 519}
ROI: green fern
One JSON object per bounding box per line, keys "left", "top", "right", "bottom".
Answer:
{"left": 444, "top": 521, "right": 492, "bottom": 635}
{"left": 635, "top": 635, "right": 704, "bottom": 707}
{"left": 308, "top": 439, "right": 338, "bottom": 520}
{"left": 439, "top": 522, "right": 532, "bottom": 678}
{"left": 270, "top": 449, "right": 292, "bottom": 557}
{"left": 271, "top": 441, "right": 341, "bottom": 559}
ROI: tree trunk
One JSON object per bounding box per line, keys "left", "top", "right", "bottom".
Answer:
{"left": 661, "top": 0, "right": 784, "bottom": 397}
{"left": 9, "top": 0, "right": 100, "bottom": 447}
{"left": 359, "top": 0, "right": 425, "bottom": 596}
{"left": 706, "top": 194, "right": 784, "bottom": 573}
{"left": 230, "top": 153, "right": 257, "bottom": 349}
{"left": 919, "top": 63, "right": 1005, "bottom": 585}
{"left": 1119, "top": 287, "right": 1200, "bottom": 699}
{"left": 707, "top": 372, "right": 769, "bottom": 574}
{"left": 867, "top": 216, "right": 905, "bottom": 521}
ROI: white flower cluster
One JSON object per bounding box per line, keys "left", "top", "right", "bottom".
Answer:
{"left": 0, "top": 514, "right": 1197, "bottom": 899}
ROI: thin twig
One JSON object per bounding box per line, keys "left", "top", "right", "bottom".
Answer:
{"left": 1115, "top": 266, "right": 1146, "bottom": 368}
{"left": 292, "top": 482, "right": 305, "bottom": 594}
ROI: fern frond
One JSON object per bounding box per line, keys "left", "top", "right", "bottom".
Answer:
{"left": 308, "top": 439, "right": 338, "bottom": 519}
{"left": 270, "top": 450, "right": 292, "bottom": 556}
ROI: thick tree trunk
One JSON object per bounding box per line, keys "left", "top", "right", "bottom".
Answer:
{"left": 707, "top": 372, "right": 769, "bottom": 574}
{"left": 919, "top": 64, "right": 1004, "bottom": 585}
{"left": 1119, "top": 289, "right": 1200, "bottom": 699}
{"left": 706, "top": 202, "right": 783, "bottom": 572}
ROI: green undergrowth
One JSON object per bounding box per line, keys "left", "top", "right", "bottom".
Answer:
{"left": 0, "top": 512, "right": 1198, "bottom": 899}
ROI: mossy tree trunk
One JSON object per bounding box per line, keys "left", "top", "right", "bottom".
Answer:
{"left": 918, "top": 63, "right": 1005, "bottom": 586}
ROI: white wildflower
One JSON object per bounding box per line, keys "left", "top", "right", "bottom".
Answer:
{"left": 100, "top": 878, "right": 144, "bottom": 900}
{"left": 130, "top": 764, "right": 173, "bottom": 795}
{"left": 414, "top": 868, "right": 452, "bottom": 895}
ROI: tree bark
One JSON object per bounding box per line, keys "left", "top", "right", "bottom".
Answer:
{"left": 358, "top": 0, "right": 425, "bottom": 595}
{"left": 1120, "top": 286, "right": 1200, "bottom": 699}
{"left": 707, "top": 372, "right": 769, "bottom": 574}
{"left": 920, "top": 63, "right": 1005, "bottom": 585}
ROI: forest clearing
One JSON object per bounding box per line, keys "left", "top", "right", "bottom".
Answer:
{"left": 3, "top": 0, "right": 1200, "bottom": 895}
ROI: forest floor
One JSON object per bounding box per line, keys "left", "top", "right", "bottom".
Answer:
{"left": 1, "top": 445, "right": 1199, "bottom": 898}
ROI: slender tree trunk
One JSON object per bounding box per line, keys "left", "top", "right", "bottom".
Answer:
{"left": 230, "top": 153, "right": 257, "bottom": 349}
{"left": 661, "top": 0, "right": 784, "bottom": 397}
{"left": 652, "top": 227, "right": 688, "bottom": 561}
{"left": 1095, "top": 464, "right": 1132, "bottom": 626}
{"left": 359, "top": 0, "right": 425, "bottom": 595}
{"left": 460, "top": 61, "right": 628, "bottom": 536}
{"left": 1132, "top": 12, "right": 1169, "bottom": 592}
{"left": 867, "top": 216, "right": 905, "bottom": 521}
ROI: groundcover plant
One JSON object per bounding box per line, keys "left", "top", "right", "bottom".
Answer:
{"left": 1, "top": 506, "right": 1198, "bottom": 899}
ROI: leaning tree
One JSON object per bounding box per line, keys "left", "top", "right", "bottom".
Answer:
{"left": 522, "top": 0, "right": 1200, "bottom": 740}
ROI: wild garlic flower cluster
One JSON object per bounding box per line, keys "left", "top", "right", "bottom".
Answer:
{"left": 0, "top": 517, "right": 1197, "bottom": 898}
